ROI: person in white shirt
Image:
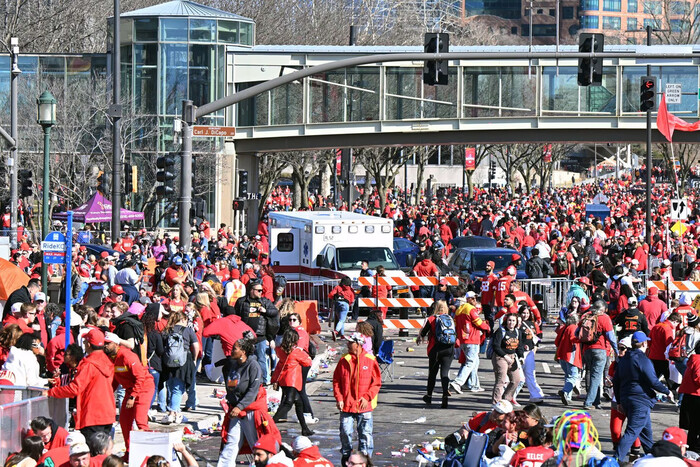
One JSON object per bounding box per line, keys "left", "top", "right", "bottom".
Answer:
{"left": 2, "top": 334, "right": 47, "bottom": 388}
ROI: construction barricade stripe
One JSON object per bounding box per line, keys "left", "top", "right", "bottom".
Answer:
{"left": 382, "top": 319, "right": 426, "bottom": 329}
{"left": 358, "top": 297, "right": 434, "bottom": 308}
{"left": 357, "top": 276, "right": 459, "bottom": 287}
{"left": 651, "top": 280, "right": 700, "bottom": 291}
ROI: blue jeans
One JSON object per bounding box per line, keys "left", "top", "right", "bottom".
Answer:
{"left": 166, "top": 376, "right": 186, "bottom": 412}
{"left": 203, "top": 337, "right": 214, "bottom": 366}
{"left": 340, "top": 412, "right": 374, "bottom": 458}
{"left": 185, "top": 363, "right": 198, "bottom": 410}
{"left": 335, "top": 301, "right": 350, "bottom": 335}
{"left": 584, "top": 348, "right": 607, "bottom": 407}
{"left": 453, "top": 343, "right": 481, "bottom": 389}
{"left": 149, "top": 369, "right": 167, "bottom": 412}
{"left": 559, "top": 360, "right": 580, "bottom": 399}
{"left": 615, "top": 400, "right": 654, "bottom": 461}
{"left": 255, "top": 340, "right": 270, "bottom": 384}
{"left": 217, "top": 412, "right": 257, "bottom": 467}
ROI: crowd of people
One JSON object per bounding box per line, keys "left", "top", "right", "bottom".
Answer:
{"left": 0, "top": 177, "right": 700, "bottom": 467}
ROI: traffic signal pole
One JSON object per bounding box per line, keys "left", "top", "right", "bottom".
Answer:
{"left": 180, "top": 100, "right": 194, "bottom": 251}
{"left": 110, "top": 0, "right": 122, "bottom": 245}
{"left": 10, "top": 38, "right": 19, "bottom": 249}
{"left": 646, "top": 25, "right": 652, "bottom": 273}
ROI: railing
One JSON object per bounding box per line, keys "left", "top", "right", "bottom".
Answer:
{"left": 0, "top": 386, "right": 69, "bottom": 464}
{"left": 285, "top": 279, "right": 340, "bottom": 321}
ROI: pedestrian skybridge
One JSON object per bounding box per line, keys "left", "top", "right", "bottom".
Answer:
{"left": 227, "top": 44, "right": 700, "bottom": 152}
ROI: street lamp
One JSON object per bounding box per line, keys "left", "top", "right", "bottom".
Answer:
{"left": 37, "top": 90, "right": 56, "bottom": 295}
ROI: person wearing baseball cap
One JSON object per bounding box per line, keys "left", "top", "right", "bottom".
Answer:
{"left": 450, "top": 289, "right": 489, "bottom": 395}
{"left": 613, "top": 295, "right": 649, "bottom": 341}
{"left": 633, "top": 427, "right": 690, "bottom": 467}
{"left": 333, "top": 331, "right": 382, "bottom": 466}
{"left": 164, "top": 256, "right": 187, "bottom": 288}
{"left": 613, "top": 329, "right": 673, "bottom": 461}
{"left": 46, "top": 328, "right": 116, "bottom": 439}
{"left": 291, "top": 436, "right": 332, "bottom": 467}
{"left": 68, "top": 442, "right": 91, "bottom": 466}
{"left": 480, "top": 260, "right": 499, "bottom": 329}
{"left": 639, "top": 285, "right": 667, "bottom": 327}
{"left": 462, "top": 400, "right": 513, "bottom": 435}
{"left": 103, "top": 331, "right": 155, "bottom": 453}
{"left": 37, "top": 431, "right": 86, "bottom": 467}
{"left": 253, "top": 434, "right": 291, "bottom": 467}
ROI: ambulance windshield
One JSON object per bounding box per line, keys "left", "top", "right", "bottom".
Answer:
{"left": 336, "top": 247, "right": 400, "bottom": 271}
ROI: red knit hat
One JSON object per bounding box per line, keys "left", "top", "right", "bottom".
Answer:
{"left": 253, "top": 434, "right": 278, "bottom": 454}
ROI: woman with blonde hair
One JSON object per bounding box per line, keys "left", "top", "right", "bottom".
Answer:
{"left": 161, "top": 311, "right": 200, "bottom": 424}
{"left": 166, "top": 284, "right": 187, "bottom": 313}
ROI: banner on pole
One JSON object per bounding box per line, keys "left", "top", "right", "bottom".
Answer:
{"left": 464, "top": 147, "right": 476, "bottom": 170}
{"left": 543, "top": 144, "right": 553, "bottom": 163}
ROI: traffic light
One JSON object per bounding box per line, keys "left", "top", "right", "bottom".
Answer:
{"left": 124, "top": 163, "right": 132, "bottom": 193}
{"left": 489, "top": 161, "right": 497, "bottom": 179}
{"left": 238, "top": 170, "right": 248, "bottom": 198}
{"left": 640, "top": 76, "right": 657, "bottom": 112}
{"left": 577, "top": 33, "right": 604, "bottom": 86}
{"left": 156, "top": 153, "right": 176, "bottom": 199}
{"left": 232, "top": 200, "right": 245, "bottom": 211}
{"left": 97, "top": 170, "right": 110, "bottom": 195}
{"left": 18, "top": 169, "right": 32, "bottom": 198}
{"left": 423, "top": 32, "right": 449, "bottom": 86}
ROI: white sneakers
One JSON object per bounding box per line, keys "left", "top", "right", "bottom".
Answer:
{"left": 160, "top": 413, "right": 184, "bottom": 424}
{"left": 304, "top": 413, "right": 319, "bottom": 424}
{"left": 449, "top": 382, "right": 463, "bottom": 394}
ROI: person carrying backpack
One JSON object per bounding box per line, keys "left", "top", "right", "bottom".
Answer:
{"left": 161, "top": 310, "right": 200, "bottom": 424}
{"left": 577, "top": 300, "right": 618, "bottom": 410}
{"left": 417, "top": 300, "right": 455, "bottom": 409}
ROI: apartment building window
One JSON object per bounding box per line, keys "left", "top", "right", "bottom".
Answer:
{"left": 581, "top": 0, "right": 599, "bottom": 10}
{"left": 643, "top": 18, "right": 661, "bottom": 28}
{"left": 627, "top": 17, "right": 637, "bottom": 31}
{"left": 627, "top": 0, "right": 637, "bottom": 12}
{"left": 603, "top": 0, "right": 621, "bottom": 11}
{"left": 671, "top": 19, "right": 689, "bottom": 31}
{"left": 563, "top": 6, "right": 575, "bottom": 18}
{"left": 581, "top": 15, "right": 600, "bottom": 28}
{"left": 670, "top": 1, "right": 690, "bottom": 14}
{"left": 603, "top": 16, "right": 621, "bottom": 28}
{"left": 643, "top": 1, "right": 661, "bottom": 14}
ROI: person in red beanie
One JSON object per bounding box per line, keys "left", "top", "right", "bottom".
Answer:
{"left": 45, "top": 328, "right": 115, "bottom": 440}
{"left": 253, "top": 434, "right": 293, "bottom": 467}
{"left": 226, "top": 268, "right": 246, "bottom": 306}
{"left": 104, "top": 332, "right": 154, "bottom": 454}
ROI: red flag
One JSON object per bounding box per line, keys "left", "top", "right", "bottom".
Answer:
{"left": 464, "top": 148, "right": 475, "bottom": 170}
{"left": 656, "top": 94, "right": 674, "bottom": 142}
{"left": 656, "top": 93, "right": 700, "bottom": 142}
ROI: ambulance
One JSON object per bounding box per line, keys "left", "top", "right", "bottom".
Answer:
{"left": 268, "top": 211, "right": 408, "bottom": 283}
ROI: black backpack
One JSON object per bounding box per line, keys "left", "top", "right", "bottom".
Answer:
{"left": 526, "top": 259, "right": 543, "bottom": 279}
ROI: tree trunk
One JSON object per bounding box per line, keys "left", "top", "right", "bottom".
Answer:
{"left": 415, "top": 160, "right": 425, "bottom": 205}
{"left": 466, "top": 171, "right": 474, "bottom": 198}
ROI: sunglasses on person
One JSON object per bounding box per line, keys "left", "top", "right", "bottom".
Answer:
{"left": 252, "top": 287, "right": 263, "bottom": 292}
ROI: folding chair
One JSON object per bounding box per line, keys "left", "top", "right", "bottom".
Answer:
{"left": 376, "top": 339, "right": 395, "bottom": 382}
{"left": 462, "top": 431, "right": 489, "bottom": 467}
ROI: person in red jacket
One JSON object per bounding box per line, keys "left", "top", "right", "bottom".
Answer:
{"left": 291, "top": 436, "right": 334, "bottom": 467}
{"left": 29, "top": 416, "right": 69, "bottom": 452}
{"left": 37, "top": 431, "right": 86, "bottom": 467}
{"left": 329, "top": 277, "right": 355, "bottom": 340}
{"left": 104, "top": 332, "right": 155, "bottom": 453}
{"left": 271, "top": 328, "right": 313, "bottom": 436}
{"left": 45, "top": 328, "right": 115, "bottom": 440}
{"left": 648, "top": 312, "right": 682, "bottom": 385}
{"left": 333, "top": 333, "right": 382, "bottom": 466}
{"left": 450, "top": 291, "right": 490, "bottom": 394}
{"left": 679, "top": 340, "right": 700, "bottom": 453}
{"left": 46, "top": 324, "right": 75, "bottom": 375}
{"left": 555, "top": 313, "right": 582, "bottom": 405}
{"left": 480, "top": 261, "right": 498, "bottom": 329}
{"left": 638, "top": 286, "right": 667, "bottom": 328}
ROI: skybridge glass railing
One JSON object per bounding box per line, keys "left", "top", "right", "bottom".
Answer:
{"left": 233, "top": 61, "right": 700, "bottom": 128}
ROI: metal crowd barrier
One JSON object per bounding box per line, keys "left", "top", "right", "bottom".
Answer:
{"left": 285, "top": 279, "right": 340, "bottom": 320}
{"left": 0, "top": 386, "right": 69, "bottom": 464}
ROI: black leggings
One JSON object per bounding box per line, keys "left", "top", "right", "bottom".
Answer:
{"left": 300, "top": 365, "right": 313, "bottom": 415}
{"left": 273, "top": 386, "right": 310, "bottom": 432}
{"left": 427, "top": 346, "right": 454, "bottom": 397}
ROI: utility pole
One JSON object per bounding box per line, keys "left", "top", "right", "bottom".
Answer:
{"left": 110, "top": 0, "right": 122, "bottom": 245}
{"left": 9, "top": 38, "right": 19, "bottom": 249}
{"left": 180, "top": 100, "right": 194, "bottom": 251}
{"left": 645, "top": 25, "right": 653, "bottom": 269}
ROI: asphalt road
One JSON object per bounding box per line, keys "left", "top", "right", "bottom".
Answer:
{"left": 184, "top": 323, "right": 682, "bottom": 466}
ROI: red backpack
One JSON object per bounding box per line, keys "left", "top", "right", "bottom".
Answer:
{"left": 668, "top": 332, "right": 689, "bottom": 360}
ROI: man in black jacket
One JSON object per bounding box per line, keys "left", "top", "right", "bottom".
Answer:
{"left": 3, "top": 278, "right": 40, "bottom": 319}
{"left": 232, "top": 280, "right": 279, "bottom": 384}
{"left": 613, "top": 296, "right": 650, "bottom": 340}
{"left": 525, "top": 249, "right": 552, "bottom": 278}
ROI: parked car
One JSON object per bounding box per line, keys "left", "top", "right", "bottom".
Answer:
{"left": 450, "top": 235, "right": 498, "bottom": 249}
{"left": 393, "top": 237, "right": 419, "bottom": 268}
{"left": 446, "top": 247, "right": 527, "bottom": 287}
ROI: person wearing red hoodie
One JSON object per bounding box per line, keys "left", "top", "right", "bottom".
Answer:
{"left": 554, "top": 313, "right": 582, "bottom": 405}
{"left": 639, "top": 286, "right": 667, "bottom": 328}
{"left": 679, "top": 340, "right": 700, "bottom": 453}
{"left": 450, "top": 291, "right": 490, "bottom": 394}
{"left": 292, "top": 436, "right": 334, "bottom": 467}
{"left": 333, "top": 333, "right": 382, "bottom": 466}
{"left": 104, "top": 332, "right": 155, "bottom": 453}
{"left": 46, "top": 319, "right": 77, "bottom": 374}
{"left": 648, "top": 312, "right": 683, "bottom": 385}
{"left": 45, "top": 328, "right": 115, "bottom": 440}
{"left": 29, "top": 416, "right": 69, "bottom": 452}
{"left": 271, "top": 328, "right": 313, "bottom": 436}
